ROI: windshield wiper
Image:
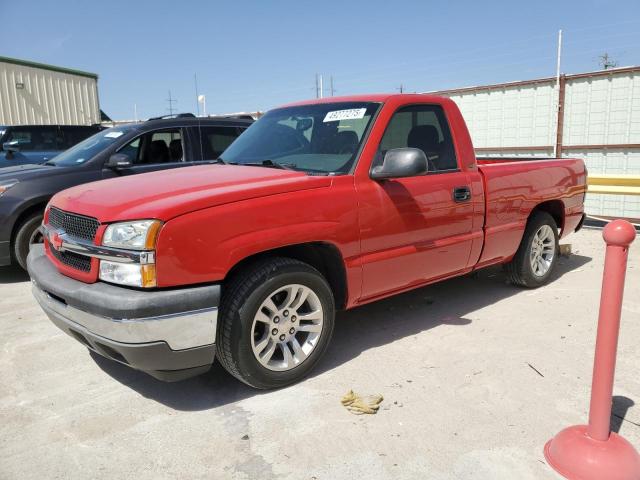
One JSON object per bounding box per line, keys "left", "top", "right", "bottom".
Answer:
{"left": 261, "top": 160, "right": 294, "bottom": 170}
{"left": 42, "top": 161, "right": 57, "bottom": 166}
{"left": 230, "top": 160, "right": 296, "bottom": 171}
{"left": 213, "top": 157, "right": 226, "bottom": 164}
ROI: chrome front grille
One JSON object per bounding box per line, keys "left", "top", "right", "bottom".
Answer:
{"left": 48, "top": 241, "right": 92, "bottom": 272}
{"left": 48, "top": 207, "right": 99, "bottom": 241}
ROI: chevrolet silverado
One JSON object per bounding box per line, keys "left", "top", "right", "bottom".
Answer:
{"left": 27, "top": 94, "right": 587, "bottom": 389}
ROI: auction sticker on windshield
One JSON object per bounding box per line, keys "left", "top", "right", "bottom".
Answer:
{"left": 323, "top": 108, "right": 367, "bottom": 122}
{"left": 104, "top": 131, "right": 124, "bottom": 138}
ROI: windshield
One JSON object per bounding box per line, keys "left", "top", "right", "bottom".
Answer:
{"left": 220, "top": 102, "right": 380, "bottom": 174}
{"left": 47, "top": 126, "right": 136, "bottom": 166}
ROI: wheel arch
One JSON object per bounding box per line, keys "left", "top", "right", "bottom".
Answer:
{"left": 10, "top": 197, "right": 50, "bottom": 247}
{"left": 529, "top": 199, "right": 565, "bottom": 231}
{"left": 225, "top": 242, "right": 348, "bottom": 309}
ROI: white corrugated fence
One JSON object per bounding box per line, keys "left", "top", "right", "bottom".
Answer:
{"left": 431, "top": 66, "right": 640, "bottom": 220}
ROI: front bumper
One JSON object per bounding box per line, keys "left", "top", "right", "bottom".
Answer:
{"left": 27, "top": 245, "right": 220, "bottom": 381}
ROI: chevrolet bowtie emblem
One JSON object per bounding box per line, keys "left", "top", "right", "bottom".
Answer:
{"left": 49, "top": 230, "right": 64, "bottom": 251}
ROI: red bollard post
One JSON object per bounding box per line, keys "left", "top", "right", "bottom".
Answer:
{"left": 544, "top": 219, "right": 640, "bottom": 480}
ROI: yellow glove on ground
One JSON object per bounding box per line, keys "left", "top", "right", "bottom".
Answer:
{"left": 341, "top": 390, "right": 384, "bottom": 415}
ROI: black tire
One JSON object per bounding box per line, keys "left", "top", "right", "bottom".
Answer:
{"left": 216, "top": 257, "right": 335, "bottom": 389}
{"left": 504, "top": 211, "right": 559, "bottom": 288}
{"left": 13, "top": 213, "right": 44, "bottom": 271}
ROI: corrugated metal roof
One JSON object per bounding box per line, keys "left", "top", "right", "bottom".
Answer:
{"left": 0, "top": 55, "right": 98, "bottom": 79}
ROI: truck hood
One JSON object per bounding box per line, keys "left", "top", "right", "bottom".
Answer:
{"left": 50, "top": 164, "right": 333, "bottom": 223}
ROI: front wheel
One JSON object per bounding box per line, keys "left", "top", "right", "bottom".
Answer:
{"left": 216, "top": 257, "right": 335, "bottom": 389}
{"left": 504, "top": 211, "right": 559, "bottom": 288}
{"left": 13, "top": 213, "right": 44, "bottom": 270}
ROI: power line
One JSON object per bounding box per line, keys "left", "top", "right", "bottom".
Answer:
{"left": 211, "top": 37, "right": 640, "bottom": 111}
{"left": 217, "top": 39, "right": 551, "bottom": 102}
{"left": 202, "top": 30, "right": 640, "bottom": 112}
{"left": 562, "top": 30, "right": 640, "bottom": 46}
{"left": 200, "top": 26, "right": 639, "bottom": 106}
{"left": 335, "top": 40, "right": 640, "bottom": 92}
{"left": 562, "top": 19, "right": 640, "bottom": 34}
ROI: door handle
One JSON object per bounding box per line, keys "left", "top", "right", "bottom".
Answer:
{"left": 453, "top": 186, "right": 471, "bottom": 202}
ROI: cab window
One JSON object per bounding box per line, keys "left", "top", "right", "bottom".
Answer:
{"left": 379, "top": 105, "right": 457, "bottom": 172}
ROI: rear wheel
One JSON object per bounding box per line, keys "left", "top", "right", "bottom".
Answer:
{"left": 505, "top": 211, "right": 559, "bottom": 288}
{"left": 13, "top": 213, "right": 44, "bottom": 271}
{"left": 216, "top": 257, "right": 335, "bottom": 389}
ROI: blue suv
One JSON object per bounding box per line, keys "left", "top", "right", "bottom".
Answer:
{"left": 0, "top": 125, "right": 103, "bottom": 168}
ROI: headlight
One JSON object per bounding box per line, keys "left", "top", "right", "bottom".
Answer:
{"left": 99, "top": 261, "right": 157, "bottom": 288}
{"left": 102, "top": 220, "right": 161, "bottom": 250}
{"left": 99, "top": 219, "right": 161, "bottom": 288}
{"left": 0, "top": 179, "right": 19, "bottom": 195}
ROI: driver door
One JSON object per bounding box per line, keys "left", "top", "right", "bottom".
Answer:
{"left": 356, "top": 104, "right": 475, "bottom": 300}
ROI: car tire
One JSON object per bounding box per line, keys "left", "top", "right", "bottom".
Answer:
{"left": 505, "top": 211, "right": 559, "bottom": 288}
{"left": 216, "top": 257, "right": 335, "bottom": 389}
{"left": 13, "top": 212, "right": 44, "bottom": 271}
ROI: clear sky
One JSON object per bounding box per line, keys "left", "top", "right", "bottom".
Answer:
{"left": 2, "top": 0, "right": 639, "bottom": 120}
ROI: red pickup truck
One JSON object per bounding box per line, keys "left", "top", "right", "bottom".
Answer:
{"left": 28, "top": 94, "right": 587, "bottom": 388}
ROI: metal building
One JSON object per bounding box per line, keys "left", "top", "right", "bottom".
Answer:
{"left": 0, "top": 56, "right": 100, "bottom": 126}
{"left": 429, "top": 66, "right": 640, "bottom": 220}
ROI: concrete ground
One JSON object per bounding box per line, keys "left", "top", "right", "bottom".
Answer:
{"left": 1, "top": 227, "right": 639, "bottom": 480}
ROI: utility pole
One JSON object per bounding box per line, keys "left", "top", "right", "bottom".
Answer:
{"left": 397, "top": 84, "right": 404, "bottom": 93}
{"left": 555, "top": 29, "right": 562, "bottom": 87}
{"left": 166, "top": 90, "right": 177, "bottom": 116}
{"left": 134, "top": 103, "right": 138, "bottom": 123}
{"left": 554, "top": 29, "right": 562, "bottom": 158}
{"left": 330, "top": 76, "right": 335, "bottom": 96}
{"left": 599, "top": 53, "right": 618, "bottom": 70}
{"left": 315, "top": 74, "right": 319, "bottom": 99}
{"left": 319, "top": 74, "right": 323, "bottom": 99}
{"left": 194, "top": 74, "right": 200, "bottom": 116}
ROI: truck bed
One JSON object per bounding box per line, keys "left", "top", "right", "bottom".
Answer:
{"left": 474, "top": 157, "right": 587, "bottom": 268}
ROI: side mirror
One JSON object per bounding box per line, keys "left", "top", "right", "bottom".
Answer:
{"left": 3, "top": 140, "right": 23, "bottom": 153}
{"left": 370, "top": 148, "right": 428, "bottom": 180}
{"left": 105, "top": 153, "right": 133, "bottom": 169}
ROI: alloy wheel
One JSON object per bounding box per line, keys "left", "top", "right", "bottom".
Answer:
{"left": 530, "top": 224, "right": 556, "bottom": 277}
{"left": 250, "top": 284, "right": 324, "bottom": 371}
